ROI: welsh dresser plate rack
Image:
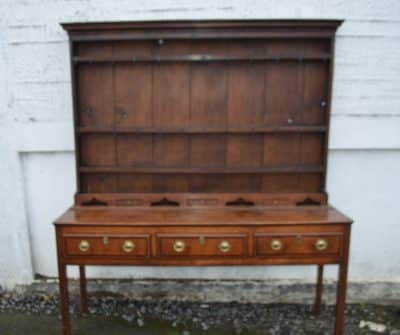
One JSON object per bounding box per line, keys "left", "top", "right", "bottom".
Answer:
{"left": 54, "top": 20, "right": 353, "bottom": 335}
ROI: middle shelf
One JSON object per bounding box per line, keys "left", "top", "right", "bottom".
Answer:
{"left": 79, "top": 166, "right": 324, "bottom": 174}
{"left": 77, "top": 126, "right": 327, "bottom": 134}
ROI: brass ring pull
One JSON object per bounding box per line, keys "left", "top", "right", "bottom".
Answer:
{"left": 173, "top": 240, "right": 186, "bottom": 253}
{"left": 79, "top": 240, "right": 90, "bottom": 252}
{"left": 315, "top": 239, "right": 328, "bottom": 251}
{"left": 122, "top": 240, "right": 135, "bottom": 253}
{"left": 218, "top": 240, "right": 231, "bottom": 253}
{"left": 270, "top": 239, "right": 283, "bottom": 251}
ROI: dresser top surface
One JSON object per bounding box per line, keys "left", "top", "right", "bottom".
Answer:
{"left": 55, "top": 206, "right": 352, "bottom": 226}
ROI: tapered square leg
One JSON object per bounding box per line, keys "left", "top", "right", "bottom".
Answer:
{"left": 334, "top": 262, "right": 349, "bottom": 335}
{"left": 335, "top": 226, "right": 351, "bottom": 335}
{"left": 79, "top": 265, "right": 88, "bottom": 315}
{"left": 314, "top": 265, "right": 324, "bottom": 316}
{"left": 58, "top": 263, "right": 71, "bottom": 335}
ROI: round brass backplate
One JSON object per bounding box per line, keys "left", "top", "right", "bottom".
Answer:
{"left": 218, "top": 240, "right": 231, "bottom": 253}
{"left": 173, "top": 240, "right": 186, "bottom": 253}
{"left": 315, "top": 239, "right": 328, "bottom": 251}
{"left": 270, "top": 239, "right": 283, "bottom": 251}
{"left": 122, "top": 240, "right": 135, "bottom": 253}
{"left": 79, "top": 240, "right": 90, "bottom": 252}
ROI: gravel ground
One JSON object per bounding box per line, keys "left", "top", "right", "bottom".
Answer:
{"left": 0, "top": 291, "right": 399, "bottom": 334}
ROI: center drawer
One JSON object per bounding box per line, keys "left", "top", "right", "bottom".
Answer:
{"left": 64, "top": 234, "right": 150, "bottom": 257}
{"left": 157, "top": 234, "right": 248, "bottom": 257}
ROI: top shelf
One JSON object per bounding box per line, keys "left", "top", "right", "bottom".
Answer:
{"left": 73, "top": 54, "right": 331, "bottom": 64}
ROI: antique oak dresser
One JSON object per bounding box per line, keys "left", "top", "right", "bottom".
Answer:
{"left": 55, "top": 20, "right": 353, "bottom": 335}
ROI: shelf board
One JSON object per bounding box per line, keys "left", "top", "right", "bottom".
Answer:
{"left": 79, "top": 166, "right": 324, "bottom": 174}
{"left": 78, "top": 126, "right": 327, "bottom": 134}
{"left": 73, "top": 54, "right": 331, "bottom": 64}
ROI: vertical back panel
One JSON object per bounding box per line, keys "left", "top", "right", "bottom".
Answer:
{"left": 68, "top": 21, "right": 339, "bottom": 202}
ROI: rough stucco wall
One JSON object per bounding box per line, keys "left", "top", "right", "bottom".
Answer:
{"left": 0, "top": 0, "right": 400, "bottom": 289}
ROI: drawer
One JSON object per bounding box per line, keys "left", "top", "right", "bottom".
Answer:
{"left": 64, "top": 234, "right": 150, "bottom": 257}
{"left": 157, "top": 234, "right": 247, "bottom": 257}
{"left": 254, "top": 233, "right": 342, "bottom": 257}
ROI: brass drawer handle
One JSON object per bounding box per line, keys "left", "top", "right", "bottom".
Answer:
{"left": 122, "top": 240, "right": 135, "bottom": 253}
{"left": 219, "top": 240, "right": 231, "bottom": 253}
{"left": 79, "top": 240, "right": 90, "bottom": 252}
{"left": 270, "top": 239, "right": 283, "bottom": 251}
{"left": 173, "top": 240, "right": 186, "bottom": 253}
{"left": 315, "top": 239, "right": 328, "bottom": 251}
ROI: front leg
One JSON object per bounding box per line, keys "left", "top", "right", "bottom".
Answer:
{"left": 79, "top": 265, "right": 88, "bottom": 315}
{"left": 58, "top": 263, "right": 71, "bottom": 335}
{"left": 334, "top": 262, "right": 349, "bottom": 335}
{"left": 314, "top": 264, "right": 324, "bottom": 316}
{"left": 334, "top": 227, "right": 351, "bottom": 335}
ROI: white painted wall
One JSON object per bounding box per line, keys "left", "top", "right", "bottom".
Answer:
{"left": 1, "top": 0, "right": 400, "bottom": 289}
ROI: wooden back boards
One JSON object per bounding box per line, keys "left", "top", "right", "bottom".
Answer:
{"left": 62, "top": 20, "right": 342, "bottom": 207}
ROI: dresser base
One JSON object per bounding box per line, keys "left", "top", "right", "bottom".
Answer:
{"left": 55, "top": 206, "right": 351, "bottom": 335}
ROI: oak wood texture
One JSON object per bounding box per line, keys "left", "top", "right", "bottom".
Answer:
{"left": 78, "top": 265, "right": 88, "bottom": 315}
{"left": 56, "top": 205, "right": 351, "bottom": 226}
{"left": 66, "top": 20, "right": 337, "bottom": 202}
{"left": 64, "top": 234, "right": 150, "bottom": 257}
{"left": 55, "top": 206, "right": 351, "bottom": 266}
{"left": 254, "top": 232, "right": 342, "bottom": 257}
{"left": 75, "top": 192, "right": 328, "bottom": 207}
{"left": 315, "top": 264, "right": 324, "bottom": 316}
{"left": 55, "top": 20, "right": 352, "bottom": 335}
{"left": 157, "top": 234, "right": 248, "bottom": 258}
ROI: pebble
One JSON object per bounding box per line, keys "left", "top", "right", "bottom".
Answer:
{"left": 359, "top": 320, "right": 387, "bottom": 333}
{"left": 200, "top": 322, "right": 209, "bottom": 330}
{"left": 0, "top": 291, "right": 398, "bottom": 334}
{"left": 122, "top": 314, "right": 134, "bottom": 322}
